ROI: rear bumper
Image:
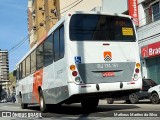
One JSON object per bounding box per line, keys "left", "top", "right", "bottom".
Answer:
{"left": 63, "top": 89, "right": 140, "bottom": 104}
{"left": 68, "top": 81, "right": 142, "bottom": 98}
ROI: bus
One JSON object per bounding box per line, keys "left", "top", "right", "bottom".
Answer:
{"left": 14, "top": 11, "right": 142, "bottom": 112}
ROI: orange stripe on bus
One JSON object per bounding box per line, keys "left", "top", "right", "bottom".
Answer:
{"left": 32, "top": 69, "right": 43, "bottom": 103}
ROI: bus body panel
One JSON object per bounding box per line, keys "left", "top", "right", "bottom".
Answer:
{"left": 42, "top": 59, "right": 69, "bottom": 104}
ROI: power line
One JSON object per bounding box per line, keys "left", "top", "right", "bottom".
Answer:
{"left": 8, "top": 0, "right": 83, "bottom": 54}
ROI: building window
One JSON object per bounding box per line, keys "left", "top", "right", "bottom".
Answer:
{"left": 152, "top": 2, "right": 160, "bottom": 21}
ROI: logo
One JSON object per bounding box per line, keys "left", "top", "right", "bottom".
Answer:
{"left": 74, "top": 56, "right": 81, "bottom": 64}
{"left": 128, "top": 0, "right": 139, "bottom": 26}
{"left": 141, "top": 46, "right": 148, "bottom": 58}
{"left": 104, "top": 51, "right": 112, "bottom": 62}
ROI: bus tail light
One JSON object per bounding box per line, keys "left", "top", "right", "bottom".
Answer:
{"left": 75, "top": 77, "right": 81, "bottom": 82}
{"left": 72, "top": 71, "right": 78, "bottom": 77}
{"left": 136, "top": 63, "right": 140, "bottom": 68}
{"left": 135, "top": 63, "right": 140, "bottom": 73}
{"left": 68, "top": 13, "right": 72, "bottom": 16}
{"left": 133, "top": 62, "right": 141, "bottom": 80}
{"left": 70, "top": 65, "right": 76, "bottom": 71}
{"left": 135, "top": 68, "right": 139, "bottom": 73}
{"left": 133, "top": 73, "right": 138, "bottom": 79}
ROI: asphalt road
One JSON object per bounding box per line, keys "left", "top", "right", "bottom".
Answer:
{"left": 0, "top": 100, "right": 160, "bottom": 120}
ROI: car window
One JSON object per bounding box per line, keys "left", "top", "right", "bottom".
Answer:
{"left": 143, "top": 79, "right": 157, "bottom": 86}
{"left": 149, "top": 80, "right": 157, "bottom": 86}
{"left": 143, "top": 80, "right": 148, "bottom": 86}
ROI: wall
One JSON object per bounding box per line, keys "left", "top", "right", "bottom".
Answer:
{"left": 102, "top": 0, "right": 128, "bottom": 13}
{"left": 58, "top": 0, "right": 102, "bottom": 17}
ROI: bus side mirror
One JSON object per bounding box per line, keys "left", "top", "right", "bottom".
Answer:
{"left": 13, "top": 70, "right": 17, "bottom": 76}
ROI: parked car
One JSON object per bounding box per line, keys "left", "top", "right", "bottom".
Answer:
{"left": 0, "top": 99, "right": 7, "bottom": 103}
{"left": 148, "top": 84, "right": 160, "bottom": 104}
{"left": 106, "top": 78, "right": 158, "bottom": 104}
{"left": 6, "top": 97, "right": 13, "bottom": 102}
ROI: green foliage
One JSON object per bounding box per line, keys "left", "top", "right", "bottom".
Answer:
{"left": 8, "top": 72, "right": 16, "bottom": 88}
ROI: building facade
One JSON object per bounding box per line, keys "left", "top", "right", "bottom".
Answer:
{"left": 28, "top": 0, "right": 58, "bottom": 48}
{"left": 102, "top": 0, "right": 160, "bottom": 84}
{"left": 0, "top": 50, "right": 9, "bottom": 90}
{"left": 138, "top": 0, "right": 160, "bottom": 84}
{"left": 28, "top": 0, "right": 102, "bottom": 48}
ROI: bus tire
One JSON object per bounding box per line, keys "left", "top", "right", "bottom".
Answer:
{"left": 125, "top": 100, "right": 131, "bottom": 104}
{"left": 106, "top": 98, "right": 114, "bottom": 104}
{"left": 151, "top": 93, "right": 160, "bottom": 104}
{"left": 81, "top": 98, "right": 99, "bottom": 111}
{"left": 20, "top": 94, "right": 28, "bottom": 109}
{"left": 129, "top": 93, "right": 139, "bottom": 104}
{"left": 39, "top": 89, "right": 47, "bottom": 112}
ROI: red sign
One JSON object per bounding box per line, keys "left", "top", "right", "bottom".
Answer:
{"left": 128, "top": 0, "right": 139, "bottom": 26}
{"left": 141, "top": 41, "right": 160, "bottom": 58}
{"left": 102, "top": 72, "right": 115, "bottom": 77}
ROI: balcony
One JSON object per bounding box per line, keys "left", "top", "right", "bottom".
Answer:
{"left": 137, "top": 19, "right": 160, "bottom": 47}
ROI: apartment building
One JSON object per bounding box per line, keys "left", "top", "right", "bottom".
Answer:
{"left": 28, "top": 0, "right": 101, "bottom": 48}
{"left": 28, "top": 0, "right": 58, "bottom": 48}
{"left": 0, "top": 50, "right": 9, "bottom": 90}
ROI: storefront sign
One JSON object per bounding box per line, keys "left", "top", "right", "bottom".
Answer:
{"left": 141, "top": 41, "right": 160, "bottom": 58}
{"left": 128, "top": 0, "right": 139, "bottom": 26}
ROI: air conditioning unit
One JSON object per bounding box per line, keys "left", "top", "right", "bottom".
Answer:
{"left": 32, "top": 10, "right": 36, "bottom": 17}
{"left": 51, "top": 9, "right": 57, "bottom": 17}
{"left": 32, "top": 13, "right": 36, "bottom": 17}
{"left": 33, "top": 26, "right": 37, "bottom": 30}
{"left": 39, "top": 23, "right": 44, "bottom": 26}
{"left": 39, "top": 6, "right": 45, "bottom": 12}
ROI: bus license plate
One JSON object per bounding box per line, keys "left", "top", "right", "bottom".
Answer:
{"left": 102, "top": 72, "right": 115, "bottom": 77}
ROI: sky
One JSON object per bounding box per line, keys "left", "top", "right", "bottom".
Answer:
{"left": 0, "top": 0, "right": 29, "bottom": 72}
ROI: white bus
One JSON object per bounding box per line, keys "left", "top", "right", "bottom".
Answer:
{"left": 14, "top": 11, "right": 142, "bottom": 112}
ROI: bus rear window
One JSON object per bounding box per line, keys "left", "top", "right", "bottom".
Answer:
{"left": 69, "top": 14, "right": 136, "bottom": 42}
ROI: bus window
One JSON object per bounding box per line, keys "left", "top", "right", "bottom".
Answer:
{"left": 53, "top": 29, "right": 59, "bottom": 61}
{"left": 60, "top": 26, "right": 64, "bottom": 59}
{"left": 69, "top": 14, "right": 136, "bottom": 42}
{"left": 44, "top": 34, "right": 54, "bottom": 66}
{"left": 22, "top": 60, "right": 26, "bottom": 78}
{"left": 31, "top": 50, "right": 36, "bottom": 73}
{"left": 26, "top": 55, "right": 31, "bottom": 76}
{"left": 36, "top": 44, "right": 44, "bottom": 70}
{"left": 19, "top": 63, "right": 22, "bottom": 79}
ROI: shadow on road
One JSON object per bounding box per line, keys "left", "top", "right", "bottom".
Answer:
{"left": 27, "top": 103, "right": 140, "bottom": 117}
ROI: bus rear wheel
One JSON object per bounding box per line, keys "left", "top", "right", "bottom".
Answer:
{"left": 81, "top": 98, "right": 99, "bottom": 111}
{"left": 39, "top": 89, "right": 47, "bottom": 112}
{"left": 21, "top": 102, "right": 28, "bottom": 109}
{"left": 20, "top": 93, "right": 28, "bottom": 109}
{"left": 129, "top": 93, "right": 139, "bottom": 104}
